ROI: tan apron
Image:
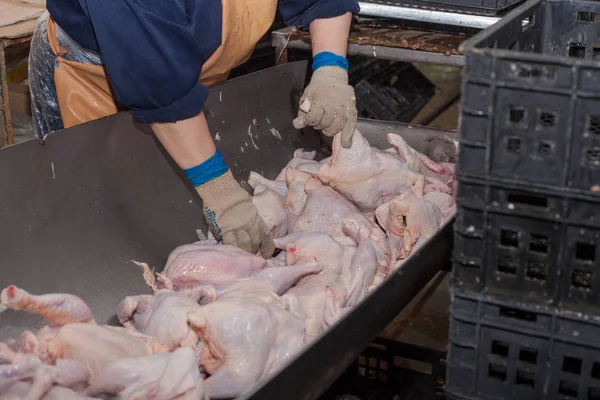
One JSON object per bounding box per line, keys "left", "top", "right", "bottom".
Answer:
{"left": 47, "top": 0, "right": 277, "bottom": 129}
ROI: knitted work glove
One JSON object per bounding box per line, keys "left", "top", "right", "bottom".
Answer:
{"left": 197, "top": 170, "right": 275, "bottom": 258}
{"left": 293, "top": 66, "right": 357, "bottom": 148}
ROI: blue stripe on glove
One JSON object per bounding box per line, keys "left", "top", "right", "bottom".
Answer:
{"left": 184, "top": 150, "right": 229, "bottom": 188}
{"left": 312, "top": 51, "right": 348, "bottom": 71}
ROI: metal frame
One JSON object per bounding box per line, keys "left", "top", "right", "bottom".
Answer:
{"left": 273, "top": 26, "right": 465, "bottom": 67}
{"left": 0, "top": 35, "right": 33, "bottom": 148}
{"left": 357, "top": 2, "right": 501, "bottom": 29}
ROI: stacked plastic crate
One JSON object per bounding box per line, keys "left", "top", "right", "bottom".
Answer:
{"left": 447, "top": 0, "right": 600, "bottom": 398}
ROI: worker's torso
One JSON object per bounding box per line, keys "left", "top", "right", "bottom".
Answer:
{"left": 47, "top": 0, "right": 224, "bottom": 60}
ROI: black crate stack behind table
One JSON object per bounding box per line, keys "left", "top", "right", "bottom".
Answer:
{"left": 448, "top": 0, "right": 600, "bottom": 398}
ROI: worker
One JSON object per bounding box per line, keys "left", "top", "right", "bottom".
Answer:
{"left": 28, "top": 0, "right": 359, "bottom": 259}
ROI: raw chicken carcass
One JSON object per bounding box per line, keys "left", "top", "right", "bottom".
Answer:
{"left": 293, "top": 177, "right": 389, "bottom": 273}
{"left": 140, "top": 242, "right": 267, "bottom": 291}
{"left": 86, "top": 347, "right": 207, "bottom": 400}
{"left": 187, "top": 296, "right": 306, "bottom": 399}
{"left": 117, "top": 290, "right": 203, "bottom": 351}
{"left": 317, "top": 130, "right": 426, "bottom": 213}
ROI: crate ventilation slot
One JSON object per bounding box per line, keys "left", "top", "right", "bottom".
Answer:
{"left": 538, "top": 111, "right": 556, "bottom": 128}
{"left": 594, "top": 46, "right": 600, "bottom": 61}
{"left": 559, "top": 380, "right": 579, "bottom": 397}
{"left": 592, "top": 362, "right": 600, "bottom": 380}
{"left": 585, "top": 147, "right": 600, "bottom": 166}
{"left": 509, "top": 106, "right": 526, "bottom": 124}
{"left": 516, "top": 370, "right": 535, "bottom": 388}
{"left": 499, "top": 305, "right": 537, "bottom": 322}
{"left": 507, "top": 193, "right": 548, "bottom": 209}
{"left": 522, "top": 14, "right": 535, "bottom": 30}
{"left": 498, "top": 255, "right": 518, "bottom": 275}
{"left": 537, "top": 141, "right": 554, "bottom": 157}
{"left": 500, "top": 229, "right": 520, "bottom": 248}
{"left": 569, "top": 43, "right": 586, "bottom": 58}
{"left": 529, "top": 234, "right": 549, "bottom": 254}
{"left": 491, "top": 340, "right": 509, "bottom": 357}
{"left": 577, "top": 11, "right": 596, "bottom": 22}
{"left": 507, "top": 137, "right": 522, "bottom": 153}
{"left": 588, "top": 116, "right": 600, "bottom": 135}
{"left": 563, "top": 356, "right": 582, "bottom": 375}
{"left": 572, "top": 269, "right": 593, "bottom": 290}
{"left": 488, "top": 363, "right": 507, "bottom": 381}
{"left": 526, "top": 260, "right": 547, "bottom": 281}
{"left": 575, "top": 242, "right": 596, "bottom": 262}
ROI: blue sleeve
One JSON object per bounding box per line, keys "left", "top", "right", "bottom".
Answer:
{"left": 278, "top": 0, "right": 360, "bottom": 28}
{"left": 83, "top": 0, "right": 222, "bottom": 124}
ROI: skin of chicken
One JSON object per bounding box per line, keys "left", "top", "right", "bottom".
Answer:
{"left": 156, "top": 243, "right": 267, "bottom": 290}
{"left": 187, "top": 296, "right": 305, "bottom": 399}
{"left": 0, "top": 286, "right": 94, "bottom": 326}
{"left": 85, "top": 347, "right": 206, "bottom": 400}
{"left": 117, "top": 290, "right": 203, "bottom": 351}
{"left": 293, "top": 177, "right": 390, "bottom": 271}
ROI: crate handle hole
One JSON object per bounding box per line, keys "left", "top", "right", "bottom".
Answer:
{"left": 515, "top": 65, "right": 554, "bottom": 80}
{"left": 559, "top": 380, "right": 579, "bottom": 397}
{"left": 499, "top": 306, "right": 537, "bottom": 322}
{"left": 572, "top": 269, "right": 593, "bottom": 290}
{"left": 509, "top": 106, "right": 526, "bottom": 124}
{"left": 516, "top": 370, "right": 536, "bottom": 388}
{"left": 498, "top": 256, "right": 518, "bottom": 275}
{"left": 577, "top": 11, "right": 596, "bottom": 22}
{"left": 519, "top": 348, "right": 538, "bottom": 364}
{"left": 488, "top": 363, "right": 507, "bottom": 381}
{"left": 575, "top": 242, "right": 596, "bottom": 262}
{"left": 592, "top": 362, "right": 600, "bottom": 379}
{"left": 539, "top": 111, "right": 557, "bottom": 128}
{"left": 587, "top": 115, "right": 600, "bottom": 135}
{"left": 529, "top": 234, "right": 549, "bottom": 254}
{"left": 563, "top": 356, "right": 583, "bottom": 375}
{"left": 569, "top": 43, "right": 586, "bottom": 58}
{"left": 585, "top": 147, "right": 600, "bottom": 167}
{"left": 526, "top": 260, "right": 548, "bottom": 282}
{"left": 500, "top": 229, "right": 520, "bottom": 248}
{"left": 491, "top": 340, "right": 510, "bottom": 357}
{"left": 507, "top": 193, "right": 548, "bottom": 209}
{"left": 594, "top": 47, "right": 600, "bottom": 62}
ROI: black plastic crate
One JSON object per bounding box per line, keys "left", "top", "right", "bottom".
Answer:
{"left": 354, "top": 61, "right": 435, "bottom": 123}
{"left": 321, "top": 337, "right": 446, "bottom": 400}
{"left": 457, "top": 0, "right": 600, "bottom": 196}
{"left": 446, "top": 289, "right": 600, "bottom": 400}
{"left": 453, "top": 175, "right": 600, "bottom": 311}
{"left": 359, "top": 0, "right": 524, "bottom": 16}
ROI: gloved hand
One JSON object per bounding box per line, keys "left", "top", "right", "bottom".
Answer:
{"left": 293, "top": 65, "right": 357, "bottom": 148}
{"left": 197, "top": 170, "right": 275, "bottom": 258}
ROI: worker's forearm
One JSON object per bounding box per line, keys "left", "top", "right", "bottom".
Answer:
{"left": 151, "top": 112, "right": 216, "bottom": 170}
{"left": 309, "top": 12, "right": 352, "bottom": 57}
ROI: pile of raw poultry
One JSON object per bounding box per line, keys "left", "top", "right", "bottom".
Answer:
{"left": 0, "top": 129, "right": 457, "bottom": 400}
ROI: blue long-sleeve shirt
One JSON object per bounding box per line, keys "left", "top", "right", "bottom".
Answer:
{"left": 47, "top": 0, "right": 359, "bottom": 124}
